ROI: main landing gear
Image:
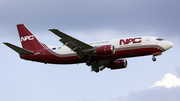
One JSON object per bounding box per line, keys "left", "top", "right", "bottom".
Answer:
{"left": 91, "top": 63, "right": 99, "bottom": 73}
{"left": 86, "top": 59, "right": 100, "bottom": 73}
{"left": 86, "top": 60, "right": 92, "bottom": 66}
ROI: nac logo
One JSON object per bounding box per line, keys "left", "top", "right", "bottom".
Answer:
{"left": 120, "top": 37, "right": 142, "bottom": 45}
{"left": 21, "top": 35, "right": 35, "bottom": 41}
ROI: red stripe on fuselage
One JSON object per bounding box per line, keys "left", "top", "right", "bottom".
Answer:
{"left": 20, "top": 44, "right": 164, "bottom": 64}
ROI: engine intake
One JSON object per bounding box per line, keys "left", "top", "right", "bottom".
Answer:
{"left": 95, "top": 45, "right": 115, "bottom": 56}
{"left": 108, "top": 59, "right": 127, "bottom": 70}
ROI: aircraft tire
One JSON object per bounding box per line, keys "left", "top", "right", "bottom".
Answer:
{"left": 94, "top": 67, "right": 99, "bottom": 73}
{"left": 86, "top": 60, "right": 92, "bottom": 66}
{"left": 152, "top": 56, "right": 156, "bottom": 61}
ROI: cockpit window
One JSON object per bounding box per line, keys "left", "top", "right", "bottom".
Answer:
{"left": 156, "top": 38, "right": 164, "bottom": 41}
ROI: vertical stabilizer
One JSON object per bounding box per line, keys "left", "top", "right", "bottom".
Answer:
{"left": 17, "top": 24, "right": 44, "bottom": 51}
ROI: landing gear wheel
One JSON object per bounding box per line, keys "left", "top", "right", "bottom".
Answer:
{"left": 152, "top": 56, "right": 156, "bottom": 62}
{"left": 86, "top": 60, "right": 92, "bottom": 66}
{"left": 86, "top": 56, "right": 93, "bottom": 66}
{"left": 93, "top": 67, "right": 99, "bottom": 73}
{"left": 91, "top": 63, "right": 99, "bottom": 73}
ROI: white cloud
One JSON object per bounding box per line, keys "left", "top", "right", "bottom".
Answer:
{"left": 150, "top": 73, "right": 180, "bottom": 89}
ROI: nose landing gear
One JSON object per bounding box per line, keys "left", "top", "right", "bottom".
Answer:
{"left": 152, "top": 56, "right": 156, "bottom": 62}
{"left": 152, "top": 51, "right": 162, "bottom": 62}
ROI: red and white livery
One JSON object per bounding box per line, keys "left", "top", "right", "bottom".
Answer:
{"left": 3, "top": 24, "right": 173, "bottom": 73}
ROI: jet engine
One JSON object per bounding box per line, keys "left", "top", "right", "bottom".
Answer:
{"left": 95, "top": 45, "right": 115, "bottom": 56}
{"left": 107, "top": 59, "right": 127, "bottom": 70}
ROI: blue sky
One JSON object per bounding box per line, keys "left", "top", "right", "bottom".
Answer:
{"left": 1, "top": 0, "right": 180, "bottom": 101}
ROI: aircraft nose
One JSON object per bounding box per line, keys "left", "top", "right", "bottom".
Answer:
{"left": 165, "top": 41, "right": 173, "bottom": 50}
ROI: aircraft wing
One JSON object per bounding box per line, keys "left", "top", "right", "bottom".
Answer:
{"left": 49, "top": 29, "right": 95, "bottom": 58}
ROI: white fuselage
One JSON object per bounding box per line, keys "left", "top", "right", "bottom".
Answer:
{"left": 47, "top": 36, "right": 173, "bottom": 55}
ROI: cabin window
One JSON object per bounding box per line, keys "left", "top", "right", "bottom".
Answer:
{"left": 156, "top": 38, "right": 164, "bottom": 41}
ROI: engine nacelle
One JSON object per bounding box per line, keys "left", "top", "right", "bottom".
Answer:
{"left": 107, "top": 59, "right": 127, "bottom": 70}
{"left": 95, "top": 45, "right": 115, "bottom": 56}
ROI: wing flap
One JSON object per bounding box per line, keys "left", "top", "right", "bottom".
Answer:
{"left": 3, "top": 42, "right": 33, "bottom": 55}
{"left": 59, "top": 38, "right": 77, "bottom": 49}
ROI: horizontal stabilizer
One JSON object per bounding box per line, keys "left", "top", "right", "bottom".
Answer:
{"left": 3, "top": 42, "right": 33, "bottom": 55}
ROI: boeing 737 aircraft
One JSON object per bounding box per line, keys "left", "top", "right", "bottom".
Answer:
{"left": 3, "top": 24, "right": 173, "bottom": 73}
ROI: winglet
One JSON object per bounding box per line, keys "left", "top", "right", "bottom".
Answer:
{"left": 3, "top": 42, "right": 33, "bottom": 55}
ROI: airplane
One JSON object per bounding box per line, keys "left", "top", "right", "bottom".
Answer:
{"left": 3, "top": 24, "right": 173, "bottom": 73}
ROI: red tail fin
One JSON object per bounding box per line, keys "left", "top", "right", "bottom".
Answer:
{"left": 17, "top": 24, "right": 44, "bottom": 51}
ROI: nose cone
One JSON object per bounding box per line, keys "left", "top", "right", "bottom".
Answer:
{"left": 164, "top": 41, "right": 174, "bottom": 50}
